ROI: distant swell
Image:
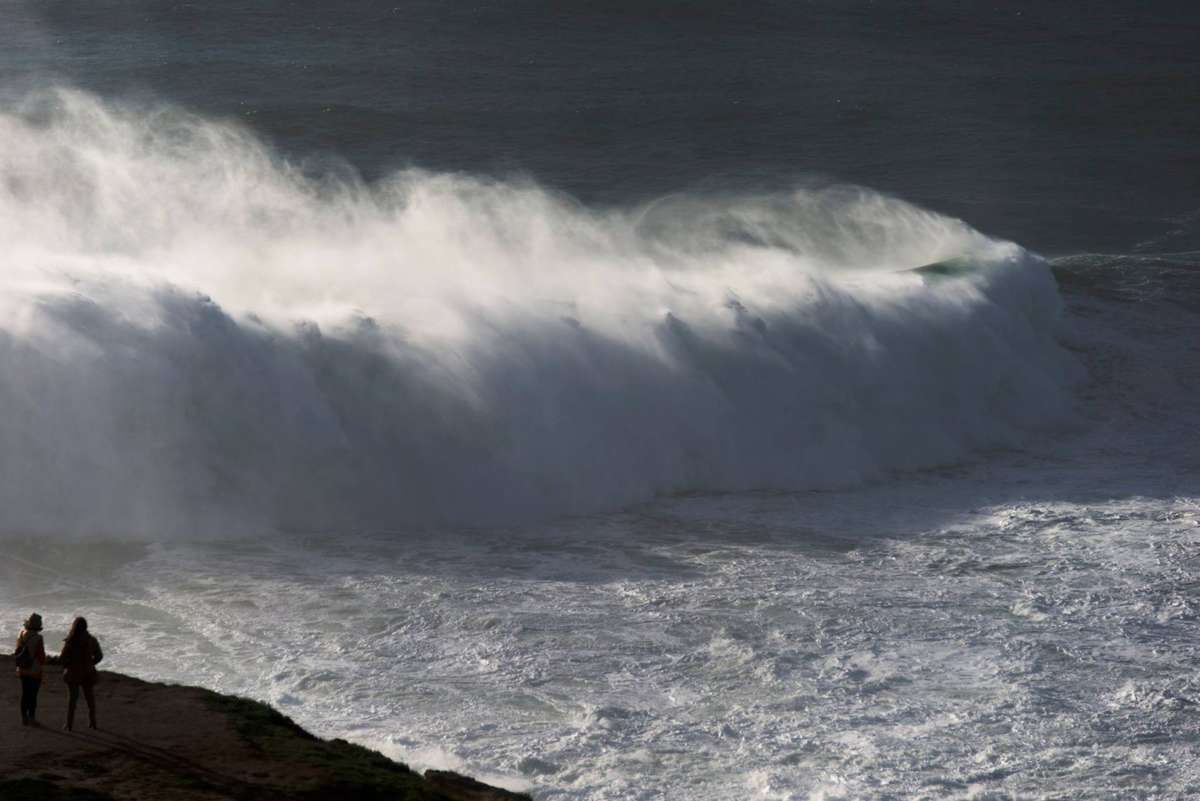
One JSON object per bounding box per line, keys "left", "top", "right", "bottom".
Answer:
{"left": 0, "top": 89, "right": 1083, "bottom": 537}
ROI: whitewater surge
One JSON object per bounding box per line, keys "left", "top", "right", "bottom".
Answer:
{"left": 0, "top": 90, "right": 1083, "bottom": 536}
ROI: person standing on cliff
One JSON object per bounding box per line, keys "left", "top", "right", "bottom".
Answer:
{"left": 15, "top": 612, "right": 47, "bottom": 726}
{"left": 60, "top": 616, "right": 103, "bottom": 731}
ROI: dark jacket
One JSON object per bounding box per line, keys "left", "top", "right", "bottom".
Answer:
{"left": 59, "top": 635, "right": 103, "bottom": 686}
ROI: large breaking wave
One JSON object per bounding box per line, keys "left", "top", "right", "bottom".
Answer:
{"left": 0, "top": 90, "right": 1083, "bottom": 537}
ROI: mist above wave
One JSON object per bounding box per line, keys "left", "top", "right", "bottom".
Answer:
{"left": 0, "top": 90, "right": 1083, "bottom": 537}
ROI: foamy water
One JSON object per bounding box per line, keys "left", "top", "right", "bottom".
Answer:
{"left": 4, "top": 446, "right": 1199, "bottom": 798}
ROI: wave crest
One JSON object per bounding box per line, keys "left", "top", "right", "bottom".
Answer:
{"left": 0, "top": 90, "right": 1083, "bottom": 536}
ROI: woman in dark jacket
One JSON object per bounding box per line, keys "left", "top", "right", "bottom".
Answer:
{"left": 59, "top": 617, "right": 103, "bottom": 731}
{"left": 15, "top": 612, "right": 47, "bottom": 726}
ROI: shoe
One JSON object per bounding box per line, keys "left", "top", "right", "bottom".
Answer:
{"left": 63, "top": 724, "right": 72, "bottom": 731}
{"left": 21, "top": 717, "right": 28, "bottom": 726}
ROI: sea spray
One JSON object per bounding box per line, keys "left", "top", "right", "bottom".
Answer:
{"left": 0, "top": 89, "right": 1084, "bottom": 537}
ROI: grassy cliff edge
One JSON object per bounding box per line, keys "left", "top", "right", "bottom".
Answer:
{"left": 0, "top": 654, "right": 533, "bottom": 801}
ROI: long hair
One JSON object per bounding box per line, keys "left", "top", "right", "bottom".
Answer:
{"left": 64, "top": 616, "right": 89, "bottom": 644}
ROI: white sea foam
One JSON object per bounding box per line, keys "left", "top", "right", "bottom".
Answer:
{"left": 0, "top": 88, "right": 1082, "bottom": 536}
{"left": 5, "top": 460, "right": 1200, "bottom": 799}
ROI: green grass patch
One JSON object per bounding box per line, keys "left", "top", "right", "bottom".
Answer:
{"left": 205, "top": 694, "right": 317, "bottom": 744}
{"left": 205, "top": 693, "right": 451, "bottom": 800}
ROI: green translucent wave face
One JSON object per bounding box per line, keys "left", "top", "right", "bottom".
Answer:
{"left": 910, "top": 256, "right": 975, "bottom": 279}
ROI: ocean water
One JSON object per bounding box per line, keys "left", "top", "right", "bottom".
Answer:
{"left": 1, "top": 3, "right": 1199, "bottom": 798}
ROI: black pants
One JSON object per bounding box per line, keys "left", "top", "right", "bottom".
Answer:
{"left": 19, "top": 676, "right": 41, "bottom": 719}
{"left": 66, "top": 683, "right": 96, "bottom": 729}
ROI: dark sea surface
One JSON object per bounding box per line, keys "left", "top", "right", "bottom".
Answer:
{"left": 4, "top": 1, "right": 1198, "bottom": 253}
{"left": 3, "top": 4, "right": 1200, "bottom": 799}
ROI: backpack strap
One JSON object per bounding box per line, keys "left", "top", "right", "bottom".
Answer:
{"left": 16, "top": 631, "right": 40, "bottom": 666}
